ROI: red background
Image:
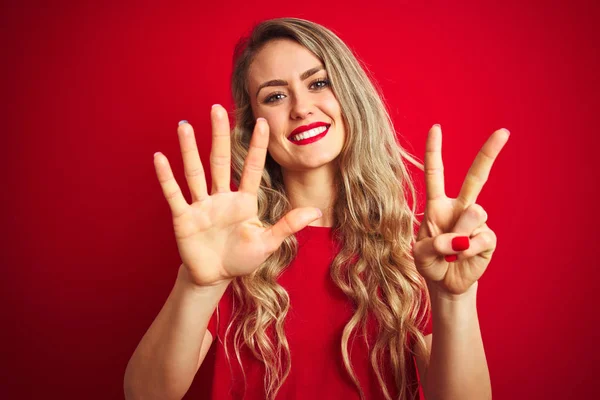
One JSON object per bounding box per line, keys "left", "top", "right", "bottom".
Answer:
{"left": 2, "top": 0, "right": 598, "bottom": 399}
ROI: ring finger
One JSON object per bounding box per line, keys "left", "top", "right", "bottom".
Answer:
{"left": 178, "top": 121, "right": 208, "bottom": 202}
{"left": 451, "top": 203, "right": 488, "bottom": 236}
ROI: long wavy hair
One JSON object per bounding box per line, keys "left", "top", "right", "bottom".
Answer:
{"left": 224, "top": 17, "right": 430, "bottom": 400}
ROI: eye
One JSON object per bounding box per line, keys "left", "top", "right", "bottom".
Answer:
{"left": 264, "top": 92, "right": 285, "bottom": 104}
{"left": 310, "top": 78, "right": 330, "bottom": 90}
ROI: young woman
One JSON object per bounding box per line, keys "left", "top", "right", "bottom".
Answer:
{"left": 124, "top": 18, "right": 509, "bottom": 400}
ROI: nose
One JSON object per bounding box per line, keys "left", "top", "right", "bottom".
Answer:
{"left": 290, "top": 91, "right": 313, "bottom": 120}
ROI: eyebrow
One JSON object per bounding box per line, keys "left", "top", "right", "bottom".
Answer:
{"left": 255, "top": 66, "right": 325, "bottom": 98}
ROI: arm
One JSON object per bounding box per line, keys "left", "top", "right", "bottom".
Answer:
{"left": 141, "top": 107, "right": 322, "bottom": 399}
{"left": 412, "top": 123, "right": 508, "bottom": 400}
{"left": 415, "top": 281, "right": 491, "bottom": 400}
{"left": 123, "top": 264, "right": 230, "bottom": 400}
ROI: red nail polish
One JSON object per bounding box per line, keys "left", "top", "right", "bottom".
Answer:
{"left": 452, "top": 236, "right": 470, "bottom": 251}
{"left": 445, "top": 255, "right": 458, "bottom": 262}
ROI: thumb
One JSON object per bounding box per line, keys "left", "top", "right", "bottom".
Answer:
{"left": 261, "top": 207, "right": 322, "bottom": 253}
{"left": 414, "top": 234, "right": 470, "bottom": 262}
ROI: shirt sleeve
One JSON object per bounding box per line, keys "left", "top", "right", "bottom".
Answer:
{"left": 207, "top": 308, "right": 218, "bottom": 337}
{"left": 206, "top": 284, "right": 232, "bottom": 339}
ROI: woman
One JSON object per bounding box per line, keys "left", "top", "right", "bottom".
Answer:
{"left": 124, "top": 17, "right": 509, "bottom": 400}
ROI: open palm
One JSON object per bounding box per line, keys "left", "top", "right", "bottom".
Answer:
{"left": 413, "top": 125, "right": 510, "bottom": 295}
{"left": 153, "top": 106, "right": 321, "bottom": 287}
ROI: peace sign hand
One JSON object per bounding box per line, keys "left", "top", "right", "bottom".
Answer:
{"left": 153, "top": 105, "right": 322, "bottom": 287}
{"left": 413, "top": 125, "right": 510, "bottom": 296}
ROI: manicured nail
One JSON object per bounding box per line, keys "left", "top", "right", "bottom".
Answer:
{"left": 445, "top": 255, "right": 458, "bottom": 262}
{"left": 452, "top": 236, "right": 470, "bottom": 251}
{"left": 212, "top": 104, "right": 221, "bottom": 108}
{"left": 178, "top": 120, "right": 188, "bottom": 126}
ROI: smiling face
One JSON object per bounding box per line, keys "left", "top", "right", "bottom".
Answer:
{"left": 247, "top": 39, "right": 346, "bottom": 173}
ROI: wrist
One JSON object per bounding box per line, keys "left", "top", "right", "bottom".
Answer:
{"left": 176, "top": 264, "right": 232, "bottom": 295}
{"left": 427, "top": 280, "right": 478, "bottom": 303}
{"left": 427, "top": 281, "right": 478, "bottom": 324}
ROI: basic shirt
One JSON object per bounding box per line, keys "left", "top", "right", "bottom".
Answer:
{"left": 195, "top": 225, "right": 432, "bottom": 399}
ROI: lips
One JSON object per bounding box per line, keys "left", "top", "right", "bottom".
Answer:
{"left": 287, "top": 125, "right": 330, "bottom": 146}
{"left": 288, "top": 122, "right": 331, "bottom": 138}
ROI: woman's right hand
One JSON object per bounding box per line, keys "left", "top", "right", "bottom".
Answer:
{"left": 153, "top": 105, "right": 322, "bottom": 287}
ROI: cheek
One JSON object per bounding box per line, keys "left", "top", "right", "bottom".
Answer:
{"left": 267, "top": 128, "right": 287, "bottom": 153}
{"left": 263, "top": 113, "right": 287, "bottom": 137}
{"left": 268, "top": 131, "right": 280, "bottom": 146}
{"left": 266, "top": 139, "right": 288, "bottom": 167}
{"left": 321, "top": 94, "right": 342, "bottom": 118}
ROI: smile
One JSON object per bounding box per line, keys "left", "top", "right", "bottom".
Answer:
{"left": 287, "top": 125, "right": 330, "bottom": 146}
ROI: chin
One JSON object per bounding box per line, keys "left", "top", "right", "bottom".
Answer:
{"left": 302, "top": 155, "right": 341, "bottom": 170}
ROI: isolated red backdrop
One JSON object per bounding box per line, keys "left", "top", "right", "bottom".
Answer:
{"left": 2, "top": 0, "right": 598, "bottom": 399}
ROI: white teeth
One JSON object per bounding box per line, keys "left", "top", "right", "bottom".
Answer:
{"left": 291, "top": 126, "right": 328, "bottom": 142}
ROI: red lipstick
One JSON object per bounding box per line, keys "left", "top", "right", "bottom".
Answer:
{"left": 287, "top": 122, "right": 331, "bottom": 146}
{"left": 288, "top": 122, "right": 330, "bottom": 138}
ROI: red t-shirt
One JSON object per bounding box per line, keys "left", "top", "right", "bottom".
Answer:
{"left": 193, "top": 225, "right": 432, "bottom": 399}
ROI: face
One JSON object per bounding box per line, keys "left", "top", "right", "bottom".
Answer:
{"left": 247, "top": 39, "right": 346, "bottom": 172}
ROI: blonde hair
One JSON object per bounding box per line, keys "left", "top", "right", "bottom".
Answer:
{"left": 226, "top": 17, "right": 430, "bottom": 400}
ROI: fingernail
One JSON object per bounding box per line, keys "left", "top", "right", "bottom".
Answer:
{"left": 212, "top": 104, "right": 221, "bottom": 108}
{"left": 502, "top": 128, "right": 510, "bottom": 135}
{"left": 316, "top": 209, "right": 323, "bottom": 217}
{"left": 452, "top": 236, "right": 470, "bottom": 251}
{"left": 178, "top": 120, "right": 188, "bottom": 126}
{"left": 154, "top": 152, "right": 161, "bottom": 158}
{"left": 257, "top": 117, "right": 266, "bottom": 123}
{"left": 433, "top": 124, "right": 441, "bottom": 128}
{"left": 445, "top": 255, "right": 458, "bottom": 262}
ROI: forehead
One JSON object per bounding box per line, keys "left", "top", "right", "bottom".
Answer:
{"left": 248, "top": 39, "right": 323, "bottom": 84}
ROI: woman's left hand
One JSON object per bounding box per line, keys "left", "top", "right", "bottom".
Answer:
{"left": 412, "top": 125, "right": 510, "bottom": 297}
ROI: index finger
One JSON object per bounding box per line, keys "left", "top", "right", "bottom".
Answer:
{"left": 457, "top": 128, "right": 510, "bottom": 207}
{"left": 424, "top": 124, "right": 446, "bottom": 201}
{"left": 238, "top": 118, "right": 269, "bottom": 196}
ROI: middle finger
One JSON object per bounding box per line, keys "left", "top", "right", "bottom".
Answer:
{"left": 210, "top": 105, "right": 232, "bottom": 194}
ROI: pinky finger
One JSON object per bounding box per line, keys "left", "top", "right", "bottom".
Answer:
{"left": 154, "top": 152, "right": 189, "bottom": 218}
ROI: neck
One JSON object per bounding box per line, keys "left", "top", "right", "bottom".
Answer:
{"left": 282, "top": 162, "right": 337, "bottom": 227}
